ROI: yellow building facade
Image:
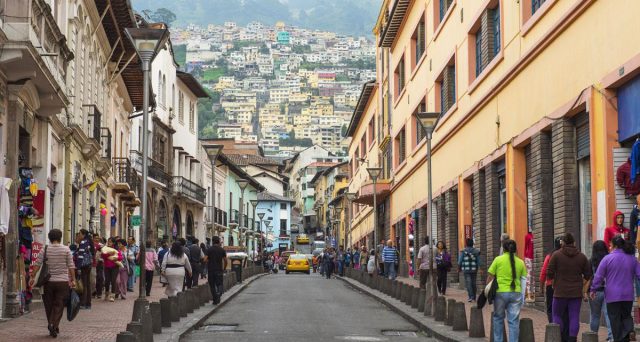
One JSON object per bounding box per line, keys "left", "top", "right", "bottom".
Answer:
{"left": 345, "top": 0, "right": 640, "bottom": 298}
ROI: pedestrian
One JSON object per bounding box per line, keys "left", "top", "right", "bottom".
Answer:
{"left": 74, "top": 229, "right": 94, "bottom": 309}
{"left": 382, "top": 240, "right": 398, "bottom": 280}
{"left": 116, "top": 239, "right": 129, "bottom": 300}
{"left": 337, "top": 246, "right": 345, "bottom": 276}
{"left": 203, "top": 236, "right": 227, "bottom": 304}
{"left": 344, "top": 247, "right": 352, "bottom": 270}
{"left": 138, "top": 241, "right": 158, "bottom": 297}
{"left": 498, "top": 233, "right": 510, "bottom": 255}
{"left": 487, "top": 239, "right": 527, "bottom": 342}
{"left": 353, "top": 248, "right": 360, "bottom": 270}
{"left": 377, "top": 239, "right": 385, "bottom": 276}
{"left": 547, "top": 232, "right": 592, "bottom": 342}
{"left": 435, "top": 241, "right": 451, "bottom": 295}
{"left": 604, "top": 211, "right": 630, "bottom": 249}
{"left": 92, "top": 234, "right": 104, "bottom": 299}
{"left": 539, "top": 237, "right": 562, "bottom": 322}
{"left": 126, "top": 236, "right": 139, "bottom": 292}
{"left": 200, "top": 242, "right": 208, "bottom": 280}
{"left": 367, "top": 250, "right": 376, "bottom": 275}
{"left": 100, "top": 237, "right": 121, "bottom": 302}
{"left": 29, "top": 229, "right": 76, "bottom": 338}
{"left": 325, "top": 248, "right": 336, "bottom": 279}
{"left": 360, "top": 246, "right": 368, "bottom": 272}
{"left": 587, "top": 240, "right": 613, "bottom": 342}
{"left": 590, "top": 236, "right": 640, "bottom": 342}
{"left": 458, "top": 238, "right": 481, "bottom": 302}
{"left": 186, "top": 237, "right": 203, "bottom": 288}
{"left": 524, "top": 229, "right": 534, "bottom": 303}
{"left": 417, "top": 237, "right": 432, "bottom": 289}
{"left": 161, "top": 241, "right": 192, "bottom": 297}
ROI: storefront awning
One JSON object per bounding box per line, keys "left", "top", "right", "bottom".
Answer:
{"left": 353, "top": 180, "right": 391, "bottom": 206}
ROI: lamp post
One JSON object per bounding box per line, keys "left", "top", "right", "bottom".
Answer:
{"left": 250, "top": 199, "right": 258, "bottom": 261}
{"left": 366, "top": 167, "right": 382, "bottom": 274}
{"left": 236, "top": 179, "right": 249, "bottom": 250}
{"left": 203, "top": 144, "right": 223, "bottom": 238}
{"left": 415, "top": 111, "right": 442, "bottom": 314}
{"left": 334, "top": 206, "right": 343, "bottom": 248}
{"left": 345, "top": 192, "right": 357, "bottom": 250}
{"left": 124, "top": 26, "right": 170, "bottom": 335}
{"left": 257, "top": 212, "right": 265, "bottom": 259}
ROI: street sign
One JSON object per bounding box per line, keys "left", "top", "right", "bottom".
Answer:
{"left": 131, "top": 215, "right": 141, "bottom": 227}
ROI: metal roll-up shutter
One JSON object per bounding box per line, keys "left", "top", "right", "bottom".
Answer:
{"left": 575, "top": 112, "right": 590, "bottom": 160}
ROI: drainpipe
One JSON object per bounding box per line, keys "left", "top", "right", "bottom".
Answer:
{"left": 63, "top": 135, "right": 72, "bottom": 244}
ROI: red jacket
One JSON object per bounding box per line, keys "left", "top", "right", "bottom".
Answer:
{"left": 603, "top": 210, "right": 630, "bottom": 249}
{"left": 616, "top": 160, "right": 640, "bottom": 197}
{"left": 539, "top": 253, "right": 553, "bottom": 286}
{"left": 524, "top": 232, "right": 534, "bottom": 259}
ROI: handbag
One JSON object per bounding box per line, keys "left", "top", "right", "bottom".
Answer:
{"left": 66, "top": 288, "right": 80, "bottom": 321}
{"left": 34, "top": 246, "right": 51, "bottom": 288}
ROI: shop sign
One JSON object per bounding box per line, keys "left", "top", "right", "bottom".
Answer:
{"left": 131, "top": 215, "right": 141, "bottom": 227}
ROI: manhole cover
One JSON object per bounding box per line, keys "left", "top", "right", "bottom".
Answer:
{"left": 381, "top": 330, "right": 417, "bottom": 337}
{"left": 335, "top": 336, "right": 387, "bottom": 341}
{"left": 203, "top": 324, "right": 240, "bottom": 332}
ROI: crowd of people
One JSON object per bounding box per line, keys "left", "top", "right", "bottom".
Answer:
{"left": 28, "top": 230, "right": 230, "bottom": 338}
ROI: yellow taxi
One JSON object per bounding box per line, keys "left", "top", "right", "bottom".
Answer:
{"left": 286, "top": 254, "right": 310, "bottom": 274}
{"left": 296, "top": 234, "right": 310, "bottom": 244}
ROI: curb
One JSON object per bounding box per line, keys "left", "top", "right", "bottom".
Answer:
{"left": 156, "top": 272, "right": 268, "bottom": 342}
{"left": 337, "top": 276, "right": 484, "bottom": 342}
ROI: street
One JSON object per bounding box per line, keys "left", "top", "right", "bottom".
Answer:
{"left": 183, "top": 273, "right": 436, "bottom": 342}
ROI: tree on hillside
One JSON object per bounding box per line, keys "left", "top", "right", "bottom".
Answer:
{"left": 151, "top": 8, "right": 177, "bottom": 26}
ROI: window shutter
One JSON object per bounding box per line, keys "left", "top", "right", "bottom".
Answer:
{"left": 399, "top": 129, "right": 406, "bottom": 163}
{"left": 575, "top": 112, "right": 590, "bottom": 159}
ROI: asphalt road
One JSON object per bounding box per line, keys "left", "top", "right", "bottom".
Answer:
{"left": 183, "top": 272, "right": 437, "bottom": 342}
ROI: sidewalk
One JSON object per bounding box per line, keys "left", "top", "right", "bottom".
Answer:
{"left": 0, "top": 275, "right": 189, "bottom": 342}
{"left": 395, "top": 276, "right": 608, "bottom": 341}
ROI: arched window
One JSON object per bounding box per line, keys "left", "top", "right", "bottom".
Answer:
{"left": 162, "top": 74, "right": 166, "bottom": 106}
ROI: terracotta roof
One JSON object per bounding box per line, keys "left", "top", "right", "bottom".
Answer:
{"left": 258, "top": 192, "right": 295, "bottom": 203}
{"left": 177, "top": 71, "right": 209, "bottom": 98}
{"left": 379, "top": 0, "right": 411, "bottom": 48}
{"left": 346, "top": 81, "right": 376, "bottom": 137}
{"left": 216, "top": 153, "right": 266, "bottom": 191}
{"left": 226, "top": 154, "right": 282, "bottom": 167}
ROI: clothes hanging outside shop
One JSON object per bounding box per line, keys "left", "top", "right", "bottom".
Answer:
{"left": 631, "top": 205, "right": 639, "bottom": 244}
{"left": 617, "top": 159, "right": 640, "bottom": 197}
{"left": 631, "top": 139, "right": 640, "bottom": 183}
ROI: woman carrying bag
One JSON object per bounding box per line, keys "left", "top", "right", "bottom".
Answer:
{"left": 30, "top": 229, "right": 76, "bottom": 338}
{"left": 161, "top": 241, "right": 192, "bottom": 297}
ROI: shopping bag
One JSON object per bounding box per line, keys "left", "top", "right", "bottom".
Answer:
{"left": 66, "top": 289, "right": 80, "bottom": 321}
{"left": 135, "top": 265, "right": 140, "bottom": 277}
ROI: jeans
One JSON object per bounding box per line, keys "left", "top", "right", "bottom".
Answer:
{"left": 95, "top": 263, "right": 104, "bottom": 296}
{"left": 436, "top": 267, "right": 448, "bottom": 295}
{"left": 144, "top": 270, "right": 154, "bottom": 296}
{"left": 208, "top": 272, "right": 224, "bottom": 304}
{"left": 545, "top": 285, "right": 554, "bottom": 323}
{"left": 186, "top": 263, "right": 201, "bottom": 288}
{"left": 79, "top": 266, "right": 92, "bottom": 307}
{"left": 104, "top": 267, "right": 118, "bottom": 294}
{"left": 338, "top": 260, "right": 344, "bottom": 276}
{"left": 325, "top": 262, "right": 333, "bottom": 279}
{"left": 384, "top": 262, "right": 396, "bottom": 280}
{"left": 492, "top": 292, "right": 522, "bottom": 342}
{"left": 464, "top": 272, "right": 478, "bottom": 300}
{"left": 607, "top": 301, "right": 634, "bottom": 342}
{"left": 552, "top": 297, "right": 582, "bottom": 339}
{"left": 127, "top": 263, "right": 136, "bottom": 290}
{"left": 419, "top": 269, "right": 430, "bottom": 289}
{"left": 589, "top": 291, "right": 613, "bottom": 340}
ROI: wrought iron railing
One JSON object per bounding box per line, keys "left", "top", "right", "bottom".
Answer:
{"left": 230, "top": 209, "right": 239, "bottom": 225}
{"left": 172, "top": 176, "right": 206, "bottom": 204}
{"left": 112, "top": 158, "right": 140, "bottom": 194}
{"left": 130, "top": 150, "right": 171, "bottom": 186}
{"left": 101, "top": 127, "right": 112, "bottom": 159}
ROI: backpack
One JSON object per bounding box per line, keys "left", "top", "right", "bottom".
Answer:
{"left": 461, "top": 249, "right": 478, "bottom": 272}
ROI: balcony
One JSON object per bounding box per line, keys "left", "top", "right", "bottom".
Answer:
{"left": 130, "top": 150, "right": 171, "bottom": 188}
{"left": 112, "top": 158, "right": 140, "bottom": 206}
{"left": 206, "top": 207, "right": 229, "bottom": 229}
{"left": 172, "top": 176, "right": 206, "bottom": 205}
{"left": 230, "top": 209, "right": 239, "bottom": 226}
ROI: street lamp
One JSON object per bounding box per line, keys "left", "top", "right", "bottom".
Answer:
{"left": 250, "top": 199, "right": 258, "bottom": 260}
{"left": 345, "top": 192, "right": 357, "bottom": 250}
{"left": 203, "top": 144, "right": 223, "bottom": 238}
{"left": 366, "top": 167, "right": 382, "bottom": 274}
{"left": 257, "top": 212, "right": 265, "bottom": 258}
{"left": 124, "top": 26, "right": 170, "bottom": 333}
{"left": 334, "top": 206, "right": 343, "bottom": 248}
{"left": 415, "top": 111, "right": 442, "bottom": 315}
{"left": 236, "top": 179, "right": 249, "bottom": 249}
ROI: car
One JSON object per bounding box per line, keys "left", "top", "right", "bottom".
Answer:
{"left": 286, "top": 254, "right": 310, "bottom": 274}
{"left": 296, "top": 234, "right": 310, "bottom": 244}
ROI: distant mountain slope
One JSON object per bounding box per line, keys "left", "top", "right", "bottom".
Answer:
{"left": 131, "top": 0, "right": 380, "bottom": 36}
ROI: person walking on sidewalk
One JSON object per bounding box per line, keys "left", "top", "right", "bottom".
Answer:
{"left": 126, "top": 236, "right": 139, "bottom": 292}
{"left": 204, "top": 236, "right": 227, "bottom": 304}
{"left": 487, "top": 239, "right": 527, "bottom": 342}
{"left": 377, "top": 239, "right": 386, "bottom": 276}
{"left": 547, "top": 233, "right": 592, "bottom": 342}
{"left": 382, "top": 240, "right": 398, "bottom": 280}
{"left": 325, "top": 248, "right": 336, "bottom": 279}
{"left": 116, "top": 239, "right": 130, "bottom": 300}
{"left": 162, "top": 241, "right": 192, "bottom": 297}
{"left": 604, "top": 211, "right": 630, "bottom": 249}
{"left": 417, "top": 237, "right": 432, "bottom": 289}
{"left": 30, "top": 229, "right": 76, "bottom": 338}
{"left": 435, "top": 241, "right": 452, "bottom": 295}
{"left": 353, "top": 248, "right": 360, "bottom": 270}
{"left": 360, "top": 246, "right": 368, "bottom": 272}
{"left": 587, "top": 240, "right": 613, "bottom": 342}
{"left": 524, "top": 229, "right": 534, "bottom": 303}
{"left": 92, "top": 234, "right": 104, "bottom": 299}
{"left": 200, "top": 242, "right": 208, "bottom": 280}
{"left": 337, "top": 246, "right": 345, "bottom": 276}
{"left": 101, "top": 237, "right": 122, "bottom": 302}
{"left": 540, "top": 237, "right": 562, "bottom": 323}
{"left": 186, "top": 237, "right": 203, "bottom": 288}
{"left": 590, "top": 236, "right": 640, "bottom": 342}
{"left": 74, "top": 229, "right": 94, "bottom": 309}
{"left": 138, "top": 241, "right": 158, "bottom": 297}
{"left": 458, "top": 238, "right": 481, "bottom": 302}
{"left": 367, "top": 250, "right": 376, "bottom": 275}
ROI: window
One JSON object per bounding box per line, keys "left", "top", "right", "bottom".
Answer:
{"left": 302, "top": 183, "right": 307, "bottom": 190}
{"left": 395, "top": 127, "right": 406, "bottom": 166}
{"left": 360, "top": 136, "right": 366, "bottom": 156}
{"left": 280, "top": 219, "right": 287, "bottom": 236}
{"left": 178, "top": 92, "right": 184, "bottom": 123}
{"left": 189, "top": 102, "right": 195, "bottom": 132}
{"left": 368, "top": 118, "right": 375, "bottom": 145}
{"left": 394, "top": 56, "right": 405, "bottom": 98}
{"left": 437, "top": 0, "right": 454, "bottom": 25}
{"left": 472, "top": 3, "right": 501, "bottom": 78}
{"left": 413, "top": 100, "right": 427, "bottom": 147}
{"left": 411, "top": 17, "right": 426, "bottom": 68}
{"left": 280, "top": 203, "right": 287, "bottom": 210}
{"left": 437, "top": 61, "right": 456, "bottom": 114}
{"left": 532, "top": 0, "right": 546, "bottom": 14}
{"left": 497, "top": 163, "right": 507, "bottom": 238}
{"left": 354, "top": 147, "right": 360, "bottom": 168}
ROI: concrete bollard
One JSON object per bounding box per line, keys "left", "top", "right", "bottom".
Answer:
{"left": 490, "top": 315, "right": 508, "bottom": 342}
{"left": 395, "top": 282, "right": 403, "bottom": 300}
{"left": 385, "top": 279, "right": 392, "bottom": 295}
{"left": 177, "top": 292, "right": 187, "bottom": 318}
{"left": 518, "top": 318, "right": 534, "bottom": 342}
{"left": 404, "top": 284, "right": 411, "bottom": 304}
{"left": 390, "top": 280, "right": 397, "bottom": 297}
{"left": 411, "top": 287, "right": 419, "bottom": 309}
{"left": 418, "top": 289, "right": 426, "bottom": 312}
{"left": 185, "top": 289, "right": 195, "bottom": 313}
{"left": 160, "top": 298, "right": 172, "bottom": 327}
{"left": 116, "top": 331, "right": 136, "bottom": 342}
{"left": 469, "top": 307, "right": 485, "bottom": 338}
{"left": 452, "top": 302, "right": 468, "bottom": 331}
{"left": 434, "top": 296, "right": 446, "bottom": 321}
{"left": 582, "top": 331, "right": 598, "bottom": 342}
{"left": 544, "top": 323, "right": 561, "bottom": 342}
{"left": 423, "top": 286, "right": 433, "bottom": 317}
{"left": 150, "top": 302, "right": 162, "bottom": 334}
{"left": 126, "top": 321, "right": 143, "bottom": 341}
{"left": 168, "top": 296, "right": 179, "bottom": 322}
{"left": 445, "top": 299, "right": 456, "bottom": 326}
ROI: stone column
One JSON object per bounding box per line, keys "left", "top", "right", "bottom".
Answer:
{"left": 551, "top": 119, "right": 579, "bottom": 240}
